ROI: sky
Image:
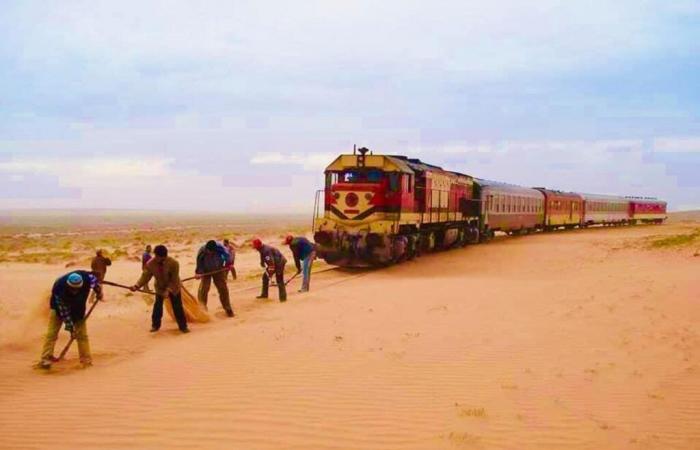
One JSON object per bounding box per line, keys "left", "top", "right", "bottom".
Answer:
{"left": 1, "top": 0, "right": 699, "bottom": 213}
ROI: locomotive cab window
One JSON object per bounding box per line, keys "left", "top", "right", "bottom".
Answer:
{"left": 388, "top": 173, "right": 400, "bottom": 192}
{"left": 340, "top": 169, "right": 384, "bottom": 183}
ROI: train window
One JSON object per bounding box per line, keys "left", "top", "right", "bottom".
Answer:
{"left": 326, "top": 172, "right": 338, "bottom": 189}
{"left": 407, "top": 175, "right": 412, "bottom": 193}
{"left": 388, "top": 173, "right": 400, "bottom": 192}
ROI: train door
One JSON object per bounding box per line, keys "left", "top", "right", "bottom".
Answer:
{"left": 569, "top": 200, "right": 574, "bottom": 222}
{"left": 415, "top": 173, "right": 426, "bottom": 216}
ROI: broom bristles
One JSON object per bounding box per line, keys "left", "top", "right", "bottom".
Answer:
{"left": 164, "top": 284, "right": 210, "bottom": 323}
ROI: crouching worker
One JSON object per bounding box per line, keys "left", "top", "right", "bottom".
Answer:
{"left": 131, "top": 245, "right": 189, "bottom": 334}
{"left": 284, "top": 235, "right": 316, "bottom": 292}
{"left": 196, "top": 240, "right": 234, "bottom": 317}
{"left": 36, "top": 271, "right": 102, "bottom": 370}
{"left": 253, "top": 239, "right": 287, "bottom": 302}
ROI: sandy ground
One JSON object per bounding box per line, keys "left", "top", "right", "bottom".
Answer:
{"left": 1, "top": 218, "right": 699, "bottom": 449}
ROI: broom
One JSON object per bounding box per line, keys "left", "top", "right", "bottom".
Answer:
{"left": 57, "top": 294, "right": 101, "bottom": 361}
{"left": 102, "top": 280, "right": 209, "bottom": 324}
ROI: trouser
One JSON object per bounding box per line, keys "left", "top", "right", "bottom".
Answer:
{"left": 40, "top": 310, "right": 91, "bottom": 364}
{"left": 261, "top": 263, "right": 286, "bottom": 301}
{"left": 198, "top": 272, "right": 233, "bottom": 313}
{"left": 301, "top": 251, "right": 315, "bottom": 291}
{"left": 153, "top": 292, "right": 188, "bottom": 331}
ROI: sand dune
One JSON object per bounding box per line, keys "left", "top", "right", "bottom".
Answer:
{"left": 1, "top": 221, "right": 699, "bottom": 449}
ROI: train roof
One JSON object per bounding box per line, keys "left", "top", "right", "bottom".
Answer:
{"left": 387, "top": 155, "right": 473, "bottom": 179}
{"left": 533, "top": 188, "right": 583, "bottom": 199}
{"left": 475, "top": 178, "right": 544, "bottom": 196}
{"left": 625, "top": 197, "right": 667, "bottom": 205}
{"left": 578, "top": 193, "right": 630, "bottom": 202}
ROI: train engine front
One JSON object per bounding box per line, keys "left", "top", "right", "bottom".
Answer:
{"left": 313, "top": 148, "right": 415, "bottom": 267}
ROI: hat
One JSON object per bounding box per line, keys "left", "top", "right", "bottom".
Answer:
{"left": 67, "top": 273, "right": 84, "bottom": 288}
{"left": 284, "top": 235, "right": 293, "bottom": 245}
{"left": 252, "top": 238, "right": 263, "bottom": 250}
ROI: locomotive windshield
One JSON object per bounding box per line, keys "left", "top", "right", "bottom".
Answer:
{"left": 338, "top": 169, "right": 384, "bottom": 183}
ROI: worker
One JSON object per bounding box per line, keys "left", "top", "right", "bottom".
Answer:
{"left": 253, "top": 238, "right": 287, "bottom": 302}
{"left": 141, "top": 245, "right": 153, "bottom": 292}
{"left": 284, "top": 235, "right": 316, "bottom": 292}
{"left": 195, "top": 240, "right": 234, "bottom": 317}
{"left": 90, "top": 249, "right": 111, "bottom": 282}
{"left": 130, "top": 244, "right": 189, "bottom": 333}
{"left": 36, "top": 270, "right": 103, "bottom": 370}
{"left": 222, "top": 238, "right": 237, "bottom": 280}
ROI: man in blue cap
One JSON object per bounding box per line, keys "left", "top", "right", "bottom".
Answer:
{"left": 36, "top": 270, "right": 103, "bottom": 369}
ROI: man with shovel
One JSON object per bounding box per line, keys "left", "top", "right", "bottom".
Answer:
{"left": 36, "top": 270, "right": 103, "bottom": 370}
{"left": 130, "top": 244, "right": 189, "bottom": 333}
{"left": 284, "top": 235, "right": 316, "bottom": 293}
{"left": 195, "top": 240, "right": 234, "bottom": 317}
{"left": 253, "top": 238, "right": 287, "bottom": 302}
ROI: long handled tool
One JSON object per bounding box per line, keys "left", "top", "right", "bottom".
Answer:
{"left": 181, "top": 267, "right": 231, "bottom": 283}
{"left": 102, "top": 280, "right": 155, "bottom": 295}
{"left": 57, "top": 295, "right": 100, "bottom": 362}
{"left": 271, "top": 271, "right": 300, "bottom": 287}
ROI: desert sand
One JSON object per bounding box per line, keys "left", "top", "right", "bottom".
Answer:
{"left": 1, "top": 213, "right": 699, "bottom": 449}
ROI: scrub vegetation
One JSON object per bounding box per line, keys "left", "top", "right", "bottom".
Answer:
{"left": 0, "top": 212, "right": 309, "bottom": 264}
{"left": 646, "top": 227, "right": 700, "bottom": 249}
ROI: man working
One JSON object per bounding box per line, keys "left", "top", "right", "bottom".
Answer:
{"left": 141, "top": 245, "right": 153, "bottom": 292}
{"left": 284, "top": 235, "right": 316, "bottom": 292}
{"left": 222, "top": 239, "right": 237, "bottom": 280}
{"left": 253, "top": 238, "right": 287, "bottom": 302}
{"left": 131, "top": 245, "right": 189, "bottom": 333}
{"left": 90, "top": 249, "right": 111, "bottom": 282}
{"left": 36, "top": 270, "right": 103, "bottom": 370}
{"left": 195, "top": 240, "right": 234, "bottom": 317}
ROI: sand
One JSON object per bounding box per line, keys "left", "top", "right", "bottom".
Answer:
{"left": 1, "top": 216, "right": 699, "bottom": 449}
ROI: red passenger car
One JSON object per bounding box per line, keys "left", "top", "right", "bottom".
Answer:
{"left": 627, "top": 198, "right": 667, "bottom": 224}
{"left": 535, "top": 189, "right": 584, "bottom": 230}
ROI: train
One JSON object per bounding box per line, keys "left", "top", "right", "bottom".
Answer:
{"left": 312, "top": 148, "right": 667, "bottom": 267}
{"left": 313, "top": 148, "right": 667, "bottom": 267}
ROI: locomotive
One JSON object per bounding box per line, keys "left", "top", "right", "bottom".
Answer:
{"left": 312, "top": 148, "right": 667, "bottom": 267}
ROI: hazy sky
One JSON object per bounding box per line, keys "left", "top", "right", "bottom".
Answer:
{"left": 1, "top": 1, "right": 699, "bottom": 212}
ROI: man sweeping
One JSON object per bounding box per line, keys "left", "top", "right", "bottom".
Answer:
{"left": 253, "top": 238, "right": 287, "bottom": 302}
{"left": 36, "top": 270, "right": 103, "bottom": 370}
{"left": 141, "top": 244, "right": 153, "bottom": 292}
{"left": 90, "top": 249, "right": 111, "bottom": 282}
{"left": 195, "top": 240, "right": 234, "bottom": 317}
{"left": 222, "top": 238, "right": 237, "bottom": 280}
{"left": 284, "top": 235, "right": 316, "bottom": 293}
{"left": 130, "top": 244, "right": 189, "bottom": 333}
